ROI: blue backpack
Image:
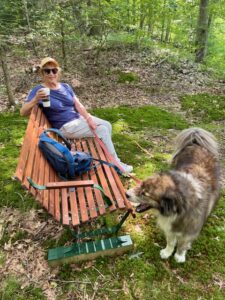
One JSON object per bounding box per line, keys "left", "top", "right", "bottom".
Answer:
{"left": 38, "top": 128, "right": 120, "bottom": 179}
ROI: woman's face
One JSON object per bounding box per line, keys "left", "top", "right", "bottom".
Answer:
{"left": 41, "top": 63, "right": 60, "bottom": 85}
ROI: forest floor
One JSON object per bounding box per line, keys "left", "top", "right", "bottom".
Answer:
{"left": 0, "top": 46, "right": 225, "bottom": 300}
{"left": 1, "top": 46, "right": 225, "bottom": 113}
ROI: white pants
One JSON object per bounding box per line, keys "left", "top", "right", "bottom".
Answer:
{"left": 60, "top": 116, "right": 119, "bottom": 160}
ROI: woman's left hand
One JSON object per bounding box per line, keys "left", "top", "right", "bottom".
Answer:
{"left": 87, "top": 116, "right": 97, "bottom": 130}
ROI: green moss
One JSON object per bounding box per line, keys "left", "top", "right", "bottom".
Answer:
{"left": 180, "top": 93, "right": 225, "bottom": 122}
{"left": 42, "top": 226, "right": 72, "bottom": 249}
{"left": 0, "top": 228, "right": 28, "bottom": 246}
{"left": 0, "top": 278, "right": 45, "bottom": 300}
{"left": 117, "top": 71, "right": 140, "bottom": 83}
{"left": 0, "top": 250, "right": 5, "bottom": 266}
{"left": 92, "top": 105, "right": 188, "bottom": 131}
{"left": 11, "top": 229, "right": 28, "bottom": 243}
{"left": 0, "top": 181, "right": 39, "bottom": 211}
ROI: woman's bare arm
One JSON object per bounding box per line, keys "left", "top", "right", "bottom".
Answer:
{"left": 20, "top": 89, "right": 48, "bottom": 116}
{"left": 74, "top": 96, "right": 97, "bottom": 130}
{"left": 20, "top": 97, "right": 38, "bottom": 116}
{"left": 74, "top": 97, "right": 90, "bottom": 119}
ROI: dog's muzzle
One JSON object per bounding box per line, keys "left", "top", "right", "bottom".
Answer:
{"left": 125, "top": 191, "right": 152, "bottom": 213}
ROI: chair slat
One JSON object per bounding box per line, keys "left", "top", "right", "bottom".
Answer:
{"left": 15, "top": 114, "right": 35, "bottom": 182}
{"left": 81, "top": 140, "right": 99, "bottom": 219}
{"left": 49, "top": 166, "right": 55, "bottom": 216}
{"left": 61, "top": 188, "right": 69, "bottom": 225}
{"left": 93, "top": 139, "right": 125, "bottom": 209}
{"left": 90, "top": 138, "right": 117, "bottom": 210}
{"left": 46, "top": 180, "right": 94, "bottom": 189}
{"left": 21, "top": 124, "right": 39, "bottom": 190}
{"left": 35, "top": 113, "right": 50, "bottom": 203}
{"left": 54, "top": 188, "right": 61, "bottom": 222}
{"left": 76, "top": 187, "right": 89, "bottom": 223}
{"left": 75, "top": 141, "right": 93, "bottom": 223}
{"left": 43, "top": 162, "right": 50, "bottom": 210}
{"left": 88, "top": 138, "right": 105, "bottom": 215}
{"left": 69, "top": 190, "right": 80, "bottom": 226}
{"left": 110, "top": 167, "right": 133, "bottom": 210}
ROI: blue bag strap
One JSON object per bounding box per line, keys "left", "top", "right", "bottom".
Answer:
{"left": 40, "top": 134, "right": 75, "bottom": 178}
{"left": 92, "top": 158, "right": 122, "bottom": 175}
{"left": 44, "top": 128, "right": 71, "bottom": 150}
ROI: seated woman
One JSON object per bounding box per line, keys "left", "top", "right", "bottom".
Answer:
{"left": 20, "top": 57, "right": 133, "bottom": 173}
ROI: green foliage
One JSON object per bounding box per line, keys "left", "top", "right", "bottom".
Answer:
{"left": 0, "top": 278, "right": 45, "bottom": 300}
{"left": 180, "top": 93, "right": 225, "bottom": 122}
{"left": 0, "top": 0, "right": 224, "bottom": 77}
{"left": 117, "top": 71, "right": 140, "bottom": 83}
{"left": 206, "top": 17, "right": 225, "bottom": 77}
{"left": 0, "top": 0, "right": 24, "bottom": 36}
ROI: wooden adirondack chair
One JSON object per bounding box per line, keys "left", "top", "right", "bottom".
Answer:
{"left": 15, "top": 106, "right": 134, "bottom": 265}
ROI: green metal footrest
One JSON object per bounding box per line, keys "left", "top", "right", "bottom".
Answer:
{"left": 48, "top": 235, "right": 133, "bottom": 266}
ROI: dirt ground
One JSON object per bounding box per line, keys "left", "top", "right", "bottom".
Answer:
{"left": 1, "top": 48, "right": 225, "bottom": 112}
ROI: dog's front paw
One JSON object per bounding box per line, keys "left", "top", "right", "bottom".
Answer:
{"left": 174, "top": 252, "right": 186, "bottom": 263}
{"left": 160, "top": 248, "right": 172, "bottom": 259}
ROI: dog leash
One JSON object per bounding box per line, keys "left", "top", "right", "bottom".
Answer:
{"left": 91, "top": 127, "right": 142, "bottom": 185}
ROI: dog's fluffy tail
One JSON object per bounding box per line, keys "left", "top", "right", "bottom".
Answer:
{"left": 173, "top": 127, "right": 219, "bottom": 159}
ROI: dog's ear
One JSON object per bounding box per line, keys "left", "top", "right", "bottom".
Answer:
{"left": 160, "top": 196, "right": 175, "bottom": 216}
{"left": 160, "top": 189, "right": 184, "bottom": 216}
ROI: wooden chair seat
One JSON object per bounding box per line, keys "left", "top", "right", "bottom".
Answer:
{"left": 15, "top": 106, "right": 133, "bottom": 227}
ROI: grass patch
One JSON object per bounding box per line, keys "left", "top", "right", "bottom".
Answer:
{"left": 180, "top": 93, "right": 225, "bottom": 122}
{"left": 0, "top": 278, "right": 45, "bottom": 300}
{"left": 92, "top": 105, "right": 188, "bottom": 131}
{"left": 0, "top": 250, "right": 5, "bottom": 266}
{"left": 117, "top": 71, "right": 140, "bottom": 83}
{"left": 91, "top": 105, "right": 187, "bottom": 172}
{"left": 0, "top": 229, "right": 28, "bottom": 246}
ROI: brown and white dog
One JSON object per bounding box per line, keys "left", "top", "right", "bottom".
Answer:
{"left": 126, "top": 128, "right": 220, "bottom": 263}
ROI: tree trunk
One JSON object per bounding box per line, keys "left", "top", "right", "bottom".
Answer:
{"left": 160, "top": 0, "right": 167, "bottom": 42}
{"left": 0, "top": 46, "right": 15, "bottom": 107}
{"left": 86, "top": 0, "right": 101, "bottom": 36}
{"left": 139, "top": 0, "right": 145, "bottom": 29}
{"left": 195, "top": 0, "right": 210, "bottom": 63}
{"left": 132, "top": 0, "right": 136, "bottom": 26}
{"left": 147, "top": 6, "right": 154, "bottom": 36}
{"left": 60, "top": 19, "right": 67, "bottom": 70}
{"left": 127, "top": 0, "right": 130, "bottom": 25}
{"left": 165, "top": 18, "right": 171, "bottom": 43}
{"left": 23, "top": 0, "right": 38, "bottom": 56}
{"left": 71, "top": 0, "right": 86, "bottom": 33}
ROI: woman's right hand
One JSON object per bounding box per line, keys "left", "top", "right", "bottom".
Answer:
{"left": 20, "top": 88, "right": 48, "bottom": 116}
{"left": 34, "top": 89, "right": 48, "bottom": 103}
{"left": 86, "top": 116, "right": 97, "bottom": 130}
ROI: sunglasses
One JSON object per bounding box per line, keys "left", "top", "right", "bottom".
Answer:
{"left": 43, "top": 68, "right": 58, "bottom": 75}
